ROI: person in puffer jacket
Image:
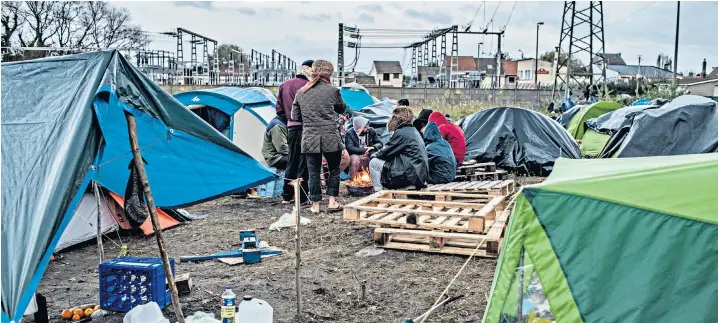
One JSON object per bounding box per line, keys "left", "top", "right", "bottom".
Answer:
{"left": 369, "top": 107, "right": 428, "bottom": 190}
{"left": 422, "top": 121, "right": 456, "bottom": 184}
{"left": 428, "top": 111, "right": 467, "bottom": 165}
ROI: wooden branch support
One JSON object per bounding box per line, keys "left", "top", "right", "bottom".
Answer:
{"left": 292, "top": 179, "right": 302, "bottom": 322}
{"left": 125, "top": 112, "right": 185, "bottom": 323}
{"left": 92, "top": 181, "right": 105, "bottom": 262}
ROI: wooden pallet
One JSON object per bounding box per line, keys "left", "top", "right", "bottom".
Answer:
{"left": 459, "top": 161, "right": 497, "bottom": 174}
{"left": 373, "top": 208, "right": 511, "bottom": 257}
{"left": 344, "top": 191, "right": 505, "bottom": 233}
{"left": 425, "top": 180, "right": 516, "bottom": 197}
{"left": 455, "top": 169, "right": 508, "bottom": 181}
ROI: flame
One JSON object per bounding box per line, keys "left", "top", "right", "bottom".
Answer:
{"left": 349, "top": 168, "right": 373, "bottom": 187}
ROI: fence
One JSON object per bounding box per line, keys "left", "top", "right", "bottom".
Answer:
{"left": 365, "top": 87, "right": 554, "bottom": 107}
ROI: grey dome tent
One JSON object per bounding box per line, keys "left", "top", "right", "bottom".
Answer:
{"left": 458, "top": 107, "right": 579, "bottom": 176}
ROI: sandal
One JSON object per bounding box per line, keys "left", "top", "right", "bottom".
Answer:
{"left": 327, "top": 204, "right": 344, "bottom": 212}
{"left": 309, "top": 205, "right": 321, "bottom": 214}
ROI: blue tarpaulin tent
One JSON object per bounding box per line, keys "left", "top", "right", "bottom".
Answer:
{"left": 340, "top": 83, "right": 378, "bottom": 111}
{"left": 1, "top": 50, "right": 275, "bottom": 323}
{"left": 174, "top": 87, "right": 276, "bottom": 163}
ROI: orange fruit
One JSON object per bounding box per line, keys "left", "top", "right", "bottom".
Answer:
{"left": 61, "top": 309, "right": 73, "bottom": 319}
{"left": 71, "top": 314, "right": 81, "bottom": 321}
{"left": 72, "top": 308, "right": 84, "bottom": 317}
{"left": 84, "top": 308, "right": 94, "bottom": 316}
{"left": 93, "top": 305, "right": 101, "bottom": 312}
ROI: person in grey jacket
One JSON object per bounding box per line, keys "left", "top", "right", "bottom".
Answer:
{"left": 291, "top": 60, "right": 347, "bottom": 213}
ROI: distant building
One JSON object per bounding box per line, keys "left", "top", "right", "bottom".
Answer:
{"left": 678, "top": 77, "right": 718, "bottom": 97}
{"left": 606, "top": 64, "right": 676, "bottom": 81}
{"left": 515, "top": 58, "right": 567, "bottom": 87}
{"left": 370, "top": 61, "right": 403, "bottom": 87}
{"left": 594, "top": 53, "right": 626, "bottom": 66}
{"left": 345, "top": 71, "right": 376, "bottom": 86}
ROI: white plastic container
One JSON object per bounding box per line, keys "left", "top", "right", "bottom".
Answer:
{"left": 123, "top": 302, "right": 170, "bottom": 323}
{"left": 235, "top": 296, "right": 273, "bottom": 323}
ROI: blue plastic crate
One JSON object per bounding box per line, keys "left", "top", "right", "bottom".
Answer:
{"left": 257, "top": 168, "right": 285, "bottom": 198}
{"left": 99, "top": 256, "right": 176, "bottom": 312}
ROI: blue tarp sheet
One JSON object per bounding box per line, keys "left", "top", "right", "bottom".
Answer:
{"left": 1, "top": 50, "right": 275, "bottom": 323}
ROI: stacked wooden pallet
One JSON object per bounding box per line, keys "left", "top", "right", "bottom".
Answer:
{"left": 425, "top": 180, "right": 516, "bottom": 197}
{"left": 344, "top": 188, "right": 514, "bottom": 257}
{"left": 455, "top": 161, "right": 508, "bottom": 181}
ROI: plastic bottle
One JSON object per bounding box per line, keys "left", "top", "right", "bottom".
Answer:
{"left": 220, "top": 286, "right": 236, "bottom": 323}
{"left": 235, "top": 295, "right": 273, "bottom": 323}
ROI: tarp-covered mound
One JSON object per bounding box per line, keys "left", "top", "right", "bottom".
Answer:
{"left": 610, "top": 95, "right": 718, "bottom": 157}
{"left": 580, "top": 105, "right": 661, "bottom": 157}
{"left": 349, "top": 98, "right": 395, "bottom": 143}
{"left": 458, "top": 107, "right": 580, "bottom": 176}
{"left": 340, "top": 82, "right": 379, "bottom": 111}
{"left": 1, "top": 50, "right": 275, "bottom": 322}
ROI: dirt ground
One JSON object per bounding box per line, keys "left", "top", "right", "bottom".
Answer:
{"left": 33, "top": 188, "right": 503, "bottom": 323}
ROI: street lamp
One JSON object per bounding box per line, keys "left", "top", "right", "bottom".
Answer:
{"left": 535, "top": 22, "right": 544, "bottom": 105}
{"left": 535, "top": 22, "right": 544, "bottom": 86}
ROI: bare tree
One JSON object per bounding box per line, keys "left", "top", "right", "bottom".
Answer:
{"left": 2, "top": 1, "right": 23, "bottom": 48}
{"left": 18, "top": 1, "right": 57, "bottom": 47}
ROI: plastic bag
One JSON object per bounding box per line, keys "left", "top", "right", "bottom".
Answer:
{"left": 269, "top": 207, "right": 311, "bottom": 231}
{"left": 186, "top": 311, "right": 220, "bottom": 323}
{"left": 123, "top": 302, "right": 169, "bottom": 323}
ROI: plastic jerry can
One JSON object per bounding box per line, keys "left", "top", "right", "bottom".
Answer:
{"left": 235, "top": 295, "right": 273, "bottom": 323}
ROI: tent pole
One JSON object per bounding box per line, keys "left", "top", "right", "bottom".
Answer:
{"left": 517, "top": 247, "right": 525, "bottom": 323}
{"left": 92, "top": 181, "right": 105, "bottom": 262}
{"left": 293, "top": 179, "right": 303, "bottom": 322}
{"left": 124, "top": 111, "right": 186, "bottom": 323}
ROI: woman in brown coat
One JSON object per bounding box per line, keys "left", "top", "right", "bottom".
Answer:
{"left": 291, "top": 60, "right": 347, "bottom": 213}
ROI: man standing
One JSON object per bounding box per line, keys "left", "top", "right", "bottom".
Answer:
{"left": 277, "top": 60, "right": 313, "bottom": 204}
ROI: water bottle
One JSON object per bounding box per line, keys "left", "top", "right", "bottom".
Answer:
{"left": 235, "top": 295, "right": 273, "bottom": 323}
{"left": 220, "top": 286, "right": 236, "bottom": 323}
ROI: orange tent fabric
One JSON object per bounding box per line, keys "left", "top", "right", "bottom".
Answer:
{"left": 108, "top": 192, "right": 180, "bottom": 235}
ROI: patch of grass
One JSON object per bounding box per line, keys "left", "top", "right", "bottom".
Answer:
{"left": 409, "top": 100, "right": 501, "bottom": 120}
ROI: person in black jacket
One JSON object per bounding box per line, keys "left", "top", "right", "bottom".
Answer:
{"left": 345, "top": 116, "right": 383, "bottom": 178}
{"left": 422, "top": 121, "right": 456, "bottom": 184}
{"left": 369, "top": 107, "right": 429, "bottom": 190}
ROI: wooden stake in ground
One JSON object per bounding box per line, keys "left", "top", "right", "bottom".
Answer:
{"left": 124, "top": 111, "right": 185, "bottom": 323}
{"left": 293, "top": 179, "right": 303, "bottom": 322}
{"left": 92, "top": 181, "right": 105, "bottom": 262}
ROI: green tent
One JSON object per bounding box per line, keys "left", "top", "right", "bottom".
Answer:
{"left": 566, "top": 101, "right": 622, "bottom": 140}
{"left": 578, "top": 129, "right": 610, "bottom": 157}
{"left": 483, "top": 153, "right": 718, "bottom": 323}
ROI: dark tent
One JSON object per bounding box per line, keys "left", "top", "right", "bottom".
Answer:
{"left": 607, "top": 95, "right": 718, "bottom": 158}
{"left": 458, "top": 107, "right": 580, "bottom": 176}
{"left": 581, "top": 104, "right": 661, "bottom": 157}
{"left": 1, "top": 50, "right": 275, "bottom": 322}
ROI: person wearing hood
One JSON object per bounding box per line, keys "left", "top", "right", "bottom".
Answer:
{"left": 292, "top": 60, "right": 348, "bottom": 213}
{"left": 422, "top": 121, "right": 456, "bottom": 184}
{"left": 369, "top": 107, "right": 429, "bottom": 191}
{"left": 345, "top": 116, "right": 383, "bottom": 178}
{"left": 262, "top": 115, "right": 289, "bottom": 169}
{"left": 428, "top": 111, "right": 467, "bottom": 165}
{"left": 413, "top": 108, "right": 433, "bottom": 132}
{"left": 279, "top": 60, "right": 313, "bottom": 204}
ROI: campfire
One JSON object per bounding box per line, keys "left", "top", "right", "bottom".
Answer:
{"left": 349, "top": 168, "right": 372, "bottom": 187}
{"left": 347, "top": 168, "right": 374, "bottom": 196}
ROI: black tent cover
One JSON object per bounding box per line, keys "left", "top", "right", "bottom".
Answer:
{"left": 458, "top": 107, "right": 580, "bottom": 176}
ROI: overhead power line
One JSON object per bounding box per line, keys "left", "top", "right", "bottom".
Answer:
{"left": 502, "top": 1, "right": 519, "bottom": 30}
{"left": 604, "top": 1, "right": 657, "bottom": 27}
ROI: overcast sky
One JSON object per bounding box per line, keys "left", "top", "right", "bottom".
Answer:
{"left": 118, "top": 1, "right": 718, "bottom": 75}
